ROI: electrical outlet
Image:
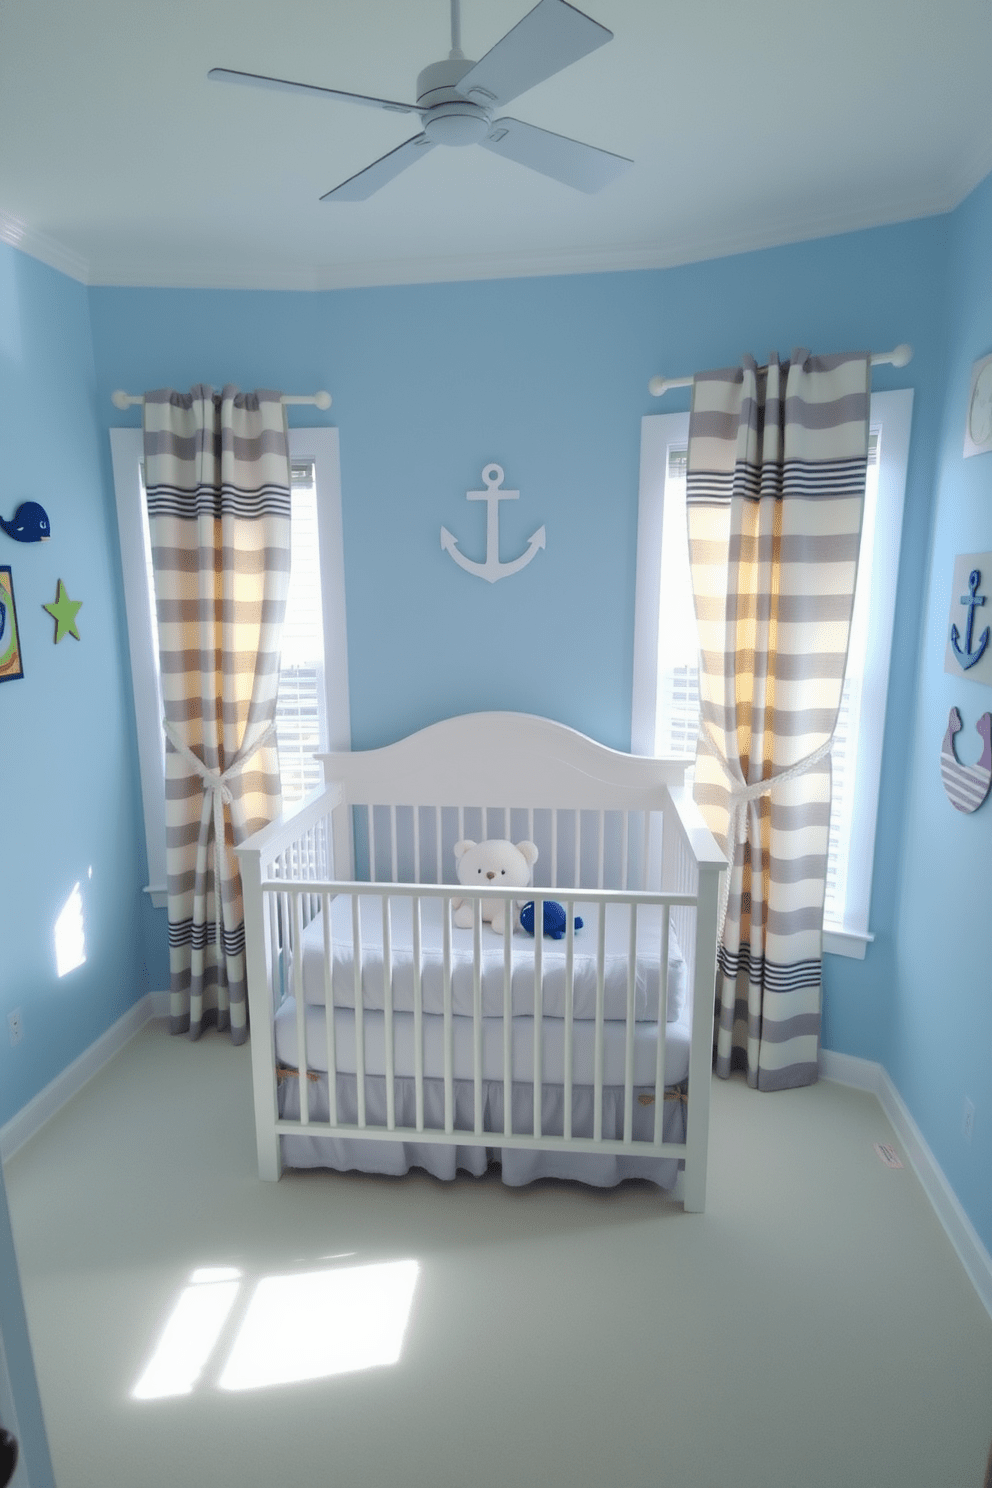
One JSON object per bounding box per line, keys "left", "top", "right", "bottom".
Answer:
{"left": 963, "top": 1098, "right": 975, "bottom": 1142}
{"left": 7, "top": 1009, "right": 22, "bottom": 1046}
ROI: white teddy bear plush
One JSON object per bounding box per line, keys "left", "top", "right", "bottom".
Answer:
{"left": 452, "top": 838, "right": 539, "bottom": 934}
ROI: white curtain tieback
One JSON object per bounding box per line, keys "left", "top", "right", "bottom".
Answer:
{"left": 699, "top": 721, "right": 833, "bottom": 938}
{"left": 163, "top": 719, "right": 277, "bottom": 958}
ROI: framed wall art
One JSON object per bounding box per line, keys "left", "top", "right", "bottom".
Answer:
{"left": 945, "top": 552, "right": 992, "bottom": 685}
{"left": 0, "top": 566, "right": 24, "bottom": 683}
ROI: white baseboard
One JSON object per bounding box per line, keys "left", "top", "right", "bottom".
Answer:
{"left": 0, "top": 993, "right": 168, "bottom": 1164}
{"left": 149, "top": 990, "right": 171, "bottom": 1020}
{"left": 820, "top": 1048, "right": 992, "bottom": 1322}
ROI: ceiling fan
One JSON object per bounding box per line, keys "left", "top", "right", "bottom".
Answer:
{"left": 209, "top": 0, "right": 632, "bottom": 201}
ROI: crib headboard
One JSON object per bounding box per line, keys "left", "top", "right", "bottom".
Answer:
{"left": 318, "top": 712, "right": 694, "bottom": 893}
{"left": 319, "top": 712, "right": 687, "bottom": 811}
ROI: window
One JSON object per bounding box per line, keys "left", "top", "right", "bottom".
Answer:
{"left": 632, "top": 389, "right": 913, "bottom": 959}
{"left": 275, "top": 462, "right": 328, "bottom": 807}
{"left": 111, "top": 425, "right": 350, "bottom": 907}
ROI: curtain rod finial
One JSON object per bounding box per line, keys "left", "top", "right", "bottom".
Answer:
{"left": 111, "top": 389, "right": 131, "bottom": 409}
{"left": 890, "top": 343, "right": 912, "bottom": 369}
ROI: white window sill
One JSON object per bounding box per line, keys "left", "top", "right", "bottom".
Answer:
{"left": 143, "top": 885, "right": 168, "bottom": 911}
{"left": 823, "top": 925, "right": 874, "bottom": 960}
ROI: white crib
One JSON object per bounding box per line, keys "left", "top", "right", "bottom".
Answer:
{"left": 236, "top": 712, "right": 725, "bottom": 1211}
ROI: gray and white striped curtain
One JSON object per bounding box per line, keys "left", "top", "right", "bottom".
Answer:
{"left": 143, "top": 386, "right": 292, "bottom": 1044}
{"left": 686, "top": 350, "right": 869, "bottom": 1090}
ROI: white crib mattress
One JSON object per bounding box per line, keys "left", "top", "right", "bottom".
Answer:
{"left": 294, "top": 894, "right": 687, "bottom": 1023}
{"left": 273, "top": 997, "right": 692, "bottom": 1088}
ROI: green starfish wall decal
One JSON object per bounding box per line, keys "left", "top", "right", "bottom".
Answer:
{"left": 44, "top": 579, "right": 82, "bottom": 643}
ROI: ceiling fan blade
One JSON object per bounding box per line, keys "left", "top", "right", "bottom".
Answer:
{"left": 456, "top": 0, "right": 612, "bottom": 110}
{"left": 208, "top": 67, "right": 416, "bottom": 115}
{"left": 320, "top": 134, "right": 436, "bottom": 201}
{"left": 481, "top": 116, "right": 631, "bottom": 193}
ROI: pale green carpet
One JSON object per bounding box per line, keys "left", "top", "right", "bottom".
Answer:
{"left": 5, "top": 1022, "right": 992, "bottom": 1488}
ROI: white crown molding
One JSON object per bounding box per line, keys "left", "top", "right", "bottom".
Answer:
{"left": 78, "top": 189, "right": 971, "bottom": 294}
{"left": 820, "top": 1048, "right": 992, "bottom": 1323}
{"left": 0, "top": 994, "right": 168, "bottom": 1164}
{"left": 0, "top": 212, "right": 89, "bottom": 284}
{"left": 4, "top": 167, "right": 987, "bottom": 296}
{"left": 942, "top": 133, "right": 992, "bottom": 216}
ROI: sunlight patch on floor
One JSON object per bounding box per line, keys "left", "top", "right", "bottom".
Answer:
{"left": 132, "top": 1269, "right": 241, "bottom": 1400}
{"left": 132, "top": 1259, "right": 419, "bottom": 1400}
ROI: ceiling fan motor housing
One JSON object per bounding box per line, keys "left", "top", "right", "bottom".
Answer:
{"left": 417, "top": 56, "right": 493, "bottom": 146}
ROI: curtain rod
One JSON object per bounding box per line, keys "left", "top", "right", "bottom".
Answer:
{"left": 647, "top": 343, "right": 912, "bottom": 398}
{"left": 111, "top": 389, "right": 332, "bottom": 410}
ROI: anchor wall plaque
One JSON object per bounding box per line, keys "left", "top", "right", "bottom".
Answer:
{"left": 441, "top": 464, "right": 545, "bottom": 584}
{"left": 940, "top": 707, "right": 992, "bottom": 813}
{"left": 944, "top": 552, "right": 992, "bottom": 687}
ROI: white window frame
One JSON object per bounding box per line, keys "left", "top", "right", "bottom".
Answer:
{"left": 631, "top": 388, "right": 913, "bottom": 960}
{"left": 110, "top": 425, "right": 350, "bottom": 909}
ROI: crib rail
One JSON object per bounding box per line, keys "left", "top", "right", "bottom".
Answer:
{"left": 265, "top": 880, "right": 691, "bottom": 1147}
{"left": 238, "top": 775, "right": 723, "bottom": 1210}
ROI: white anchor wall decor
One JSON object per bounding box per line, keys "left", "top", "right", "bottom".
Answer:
{"left": 441, "top": 464, "right": 545, "bottom": 584}
{"left": 940, "top": 707, "right": 992, "bottom": 813}
{"left": 944, "top": 552, "right": 992, "bottom": 685}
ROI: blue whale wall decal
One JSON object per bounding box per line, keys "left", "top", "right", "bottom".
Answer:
{"left": 0, "top": 501, "right": 51, "bottom": 542}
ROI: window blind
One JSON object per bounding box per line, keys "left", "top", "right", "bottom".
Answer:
{"left": 275, "top": 461, "right": 327, "bottom": 806}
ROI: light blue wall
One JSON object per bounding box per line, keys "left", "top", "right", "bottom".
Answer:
{"left": 12, "top": 197, "right": 980, "bottom": 1246}
{"left": 0, "top": 243, "right": 148, "bottom": 1129}
{"left": 887, "top": 169, "right": 992, "bottom": 1249}
{"left": 88, "top": 215, "right": 950, "bottom": 1068}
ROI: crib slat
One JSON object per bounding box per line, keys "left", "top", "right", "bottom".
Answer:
{"left": 574, "top": 810, "right": 581, "bottom": 888}
{"left": 564, "top": 898, "right": 575, "bottom": 1141}
{"left": 641, "top": 809, "right": 651, "bottom": 892}
{"left": 443, "top": 893, "right": 454, "bottom": 1134}
{"left": 551, "top": 809, "right": 558, "bottom": 887}
{"left": 413, "top": 807, "right": 421, "bottom": 885}
{"left": 593, "top": 899, "right": 606, "bottom": 1142}
{"left": 502, "top": 910, "right": 513, "bottom": 1139}
{"left": 322, "top": 892, "right": 337, "bottom": 1127}
{"left": 654, "top": 904, "right": 671, "bottom": 1147}
{"left": 435, "top": 807, "right": 443, "bottom": 885}
{"left": 292, "top": 893, "right": 309, "bottom": 1126}
{"left": 382, "top": 894, "right": 395, "bottom": 1131}
{"left": 621, "top": 812, "right": 630, "bottom": 892}
{"left": 268, "top": 888, "right": 280, "bottom": 1011}
{"left": 532, "top": 894, "right": 543, "bottom": 1140}
{"left": 413, "top": 895, "right": 424, "bottom": 1132}
{"left": 623, "top": 902, "right": 637, "bottom": 1144}
{"left": 367, "top": 805, "right": 377, "bottom": 885}
{"left": 308, "top": 825, "right": 317, "bottom": 915}
{"left": 503, "top": 805, "right": 510, "bottom": 839}
{"left": 390, "top": 806, "right": 398, "bottom": 885}
{"left": 597, "top": 810, "right": 605, "bottom": 890}
{"left": 473, "top": 899, "right": 483, "bottom": 1136}
{"left": 352, "top": 893, "right": 366, "bottom": 1129}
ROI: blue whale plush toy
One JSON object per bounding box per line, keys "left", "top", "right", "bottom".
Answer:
{"left": 519, "top": 900, "right": 583, "bottom": 940}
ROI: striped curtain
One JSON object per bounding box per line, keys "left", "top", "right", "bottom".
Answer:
{"left": 143, "top": 386, "right": 292, "bottom": 1044}
{"left": 686, "top": 350, "right": 869, "bottom": 1090}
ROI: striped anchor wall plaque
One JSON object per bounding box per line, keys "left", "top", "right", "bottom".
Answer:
{"left": 940, "top": 707, "right": 992, "bottom": 813}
